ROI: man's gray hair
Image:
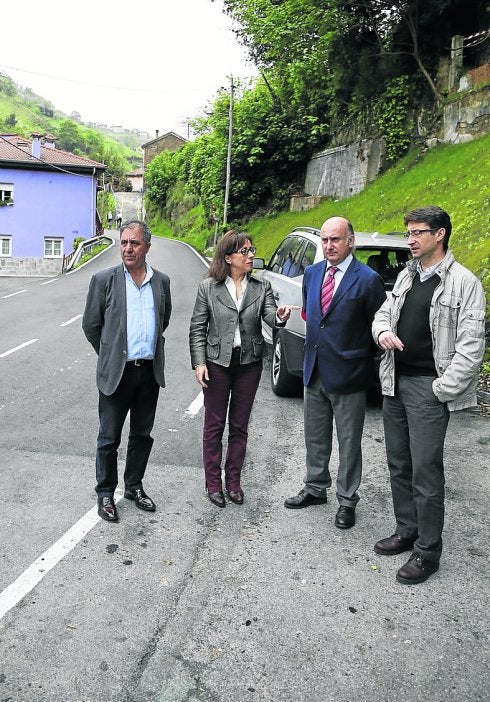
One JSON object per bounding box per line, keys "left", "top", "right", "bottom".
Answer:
{"left": 120, "top": 219, "right": 152, "bottom": 244}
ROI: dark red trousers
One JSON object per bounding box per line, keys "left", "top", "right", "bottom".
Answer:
{"left": 202, "top": 353, "right": 262, "bottom": 493}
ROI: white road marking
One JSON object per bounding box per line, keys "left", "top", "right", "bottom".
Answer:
{"left": 0, "top": 339, "right": 39, "bottom": 358}
{"left": 0, "top": 492, "right": 124, "bottom": 621}
{"left": 185, "top": 391, "right": 204, "bottom": 415}
{"left": 2, "top": 290, "right": 27, "bottom": 298}
{"left": 40, "top": 278, "right": 58, "bottom": 286}
{"left": 60, "top": 314, "right": 82, "bottom": 327}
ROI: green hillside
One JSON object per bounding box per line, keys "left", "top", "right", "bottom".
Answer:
{"left": 245, "top": 134, "right": 490, "bottom": 310}
{"left": 0, "top": 74, "right": 141, "bottom": 168}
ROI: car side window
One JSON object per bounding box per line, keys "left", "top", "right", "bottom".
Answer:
{"left": 297, "top": 242, "right": 317, "bottom": 275}
{"left": 269, "top": 237, "right": 303, "bottom": 275}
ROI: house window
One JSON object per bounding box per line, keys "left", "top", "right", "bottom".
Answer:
{"left": 0, "top": 183, "right": 14, "bottom": 205}
{"left": 44, "top": 238, "right": 63, "bottom": 258}
{"left": 1, "top": 236, "right": 12, "bottom": 256}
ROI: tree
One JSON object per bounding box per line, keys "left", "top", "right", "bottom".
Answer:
{"left": 56, "top": 120, "right": 82, "bottom": 153}
{"left": 0, "top": 73, "right": 16, "bottom": 97}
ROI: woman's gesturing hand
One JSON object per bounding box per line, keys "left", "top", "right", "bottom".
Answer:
{"left": 277, "top": 304, "right": 301, "bottom": 322}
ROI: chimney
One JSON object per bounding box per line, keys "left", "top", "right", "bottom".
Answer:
{"left": 31, "top": 132, "right": 42, "bottom": 159}
{"left": 44, "top": 134, "right": 57, "bottom": 149}
{"left": 155, "top": 129, "right": 159, "bottom": 139}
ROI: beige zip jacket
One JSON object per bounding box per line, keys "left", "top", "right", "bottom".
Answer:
{"left": 372, "top": 250, "right": 486, "bottom": 411}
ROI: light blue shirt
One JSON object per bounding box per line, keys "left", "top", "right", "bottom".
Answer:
{"left": 124, "top": 264, "right": 156, "bottom": 360}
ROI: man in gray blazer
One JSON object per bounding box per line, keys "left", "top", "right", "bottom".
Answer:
{"left": 82, "top": 220, "right": 172, "bottom": 522}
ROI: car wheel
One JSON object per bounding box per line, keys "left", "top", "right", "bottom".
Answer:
{"left": 271, "top": 334, "right": 303, "bottom": 397}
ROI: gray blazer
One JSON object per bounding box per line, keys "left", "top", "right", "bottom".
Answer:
{"left": 82, "top": 264, "right": 171, "bottom": 395}
{"left": 189, "top": 275, "right": 281, "bottom": 369}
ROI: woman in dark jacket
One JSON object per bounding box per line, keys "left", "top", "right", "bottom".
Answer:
{"left": 189, "top": 230, "right": 298, "bottom": 507}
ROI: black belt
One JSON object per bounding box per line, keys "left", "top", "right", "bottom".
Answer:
{"left": 127, "top": 358, "right": 153, "bottom": 366}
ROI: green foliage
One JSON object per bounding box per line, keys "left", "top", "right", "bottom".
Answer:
{"left": 150, "top": 202, "right": 210, "bottom": 252}
{"left": 374, "top": 77, "right": 411, "bottom": 161}
{"left": 74, "top": 243, "right": 109, "bottom": 268}
{"left": 0, "top": 73, "right": 17, "bottom": 97}
{"left": 97, "top": 191, "right": 117, "bottom": 229}
{"left": 145, "top": 150, "right": 181, "bottom": 209}
{"left": 73, "top": 236, "right": 85, "bottom": 250}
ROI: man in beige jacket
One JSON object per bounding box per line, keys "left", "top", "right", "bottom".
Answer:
{"left": 372, "top": 205, "right": 485, "bottom": 585}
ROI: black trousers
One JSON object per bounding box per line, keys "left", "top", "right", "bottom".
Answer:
{"left": 95, "top": 363, "right": 159, "bottom": 496}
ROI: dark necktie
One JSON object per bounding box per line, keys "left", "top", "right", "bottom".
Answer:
{"left": 321, "top": 266, "right": 338, "bottom": 315}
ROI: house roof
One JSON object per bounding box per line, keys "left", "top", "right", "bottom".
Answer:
{"left": 0, "top": 134, "right": 106, "bottom": 171}
{"left": 126, "top": 168, "right": 144, "bottom": 177}
{"left": 141, "top": 131, "right": 187, "bottom": 148}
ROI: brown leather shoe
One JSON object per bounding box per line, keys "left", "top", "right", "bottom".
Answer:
{"left": 98, "top": 496, "right": 119, "bottom": 522}
{"left": 334, "top": 505, "right": 355, "bottom": 529}
{"left": 208, "top": 491, "right": 226, "bottom": 508}
{"left": 374, "top": 533, "right": 414, "bottom": 556}
{"left": 228, "top": 489, "right": 244, "bottom": 505}
{"left": 396, "top": 552, "right": 439, "bottom": 585}
{"left": 124, "top": 487, "right": 156, "bottom": 511}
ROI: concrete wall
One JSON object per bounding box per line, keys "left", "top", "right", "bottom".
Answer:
{"left": 443, "top": 84, "right": 490, "bottom": 143}
{"left": 304, "top": 138, "right": 385, "bottom": 200}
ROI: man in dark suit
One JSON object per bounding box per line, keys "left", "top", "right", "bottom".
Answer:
{"left": 285, "top": 217, "right": 386, "bottom": 528}
{"left": 82, "top": 220, "right": 172, "bottom": 522}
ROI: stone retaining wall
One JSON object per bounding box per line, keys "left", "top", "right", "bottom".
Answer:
{"left": 0, "top": 257, "right": 62, "bottom": 276}
{"left": 303, "top": 138, "right": 385, "bottom": 201}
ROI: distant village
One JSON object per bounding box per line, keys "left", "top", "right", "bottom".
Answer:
{"left": 85, "top": 122, "right": 150, "bottom": 140}
{"left": 79, "top": 121, "right": 149, "bottom": 147}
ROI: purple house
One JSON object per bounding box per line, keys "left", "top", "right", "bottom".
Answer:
{"left": 0, "top": 133, "right": 106, "bottom": 276}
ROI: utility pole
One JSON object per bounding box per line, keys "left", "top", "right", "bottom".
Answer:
{"left": 222, "top": 75, "right": 234, "bottom": 228}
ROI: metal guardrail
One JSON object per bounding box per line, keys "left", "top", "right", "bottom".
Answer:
{"left": 62, "top": 235, "right": 113, "bottom": 273}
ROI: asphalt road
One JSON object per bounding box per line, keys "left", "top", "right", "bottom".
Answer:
{"left": 0, "top": 239, "right": 488, "bottom": 702}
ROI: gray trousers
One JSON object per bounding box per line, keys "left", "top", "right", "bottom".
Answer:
{"left": 383, "top": 375, "right": 450, "bottom": 562}
{"left": 303, "top": 369, "right": 366, "bottom": 507}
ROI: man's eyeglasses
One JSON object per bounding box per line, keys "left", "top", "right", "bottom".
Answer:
{"left": 234, "top": 246, "right": 256, "bottom": 256}
{"left": 404, "top": 228, "right": 437, "bottom": 239}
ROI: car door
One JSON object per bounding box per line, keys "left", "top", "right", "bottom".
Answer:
{"left": 260, "top": 235, "right": 306, "bottom": 342}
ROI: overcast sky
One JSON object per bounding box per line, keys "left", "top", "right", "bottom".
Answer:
{"left": 0, "top": 0, "right": 257, "bottom": 138}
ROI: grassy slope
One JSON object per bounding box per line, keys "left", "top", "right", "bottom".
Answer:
{"left": 246, "top": 135, "right": 490, "bottom": 294}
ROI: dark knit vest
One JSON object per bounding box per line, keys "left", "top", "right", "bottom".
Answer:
{"left": 395, "top": 273, "right": 439, "bottom": 376}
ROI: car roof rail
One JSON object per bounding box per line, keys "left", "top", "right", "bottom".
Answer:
{"left": 291, "top": 226, "right": 320, "bottom": 235}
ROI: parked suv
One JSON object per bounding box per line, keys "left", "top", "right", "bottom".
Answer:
{"left": 253, "top": 227, "right": 410, "bottom": 396}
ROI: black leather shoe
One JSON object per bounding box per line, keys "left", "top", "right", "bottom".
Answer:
{"left": 284, "top": 489, "right": 327, "bottom": 509}
{"left": 208, "top": 491, "right": 226, "bottom": 508}
{"left": 374, "top": 533, "right": 415, "bottom": 556}
{"left": 334, "top": 505, "right": 355, "bottom": 529}
{"left": 124, "top": 487, "right": 156, "bottom": 512}
{"left": 396, "top": 552, "right": 439, "bottom": 585}
{"left": 228, "top": 489, "right": 244, "bottom": 505}
{"left": 98, "top": 496, "right": 119, "bottom": 522}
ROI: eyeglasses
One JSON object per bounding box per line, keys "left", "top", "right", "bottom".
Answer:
{"left": 234, "top": 246, "right": 256, "bottom": 256}
{"left": 404, "top": 228, "right": 437, "bottom": 239}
